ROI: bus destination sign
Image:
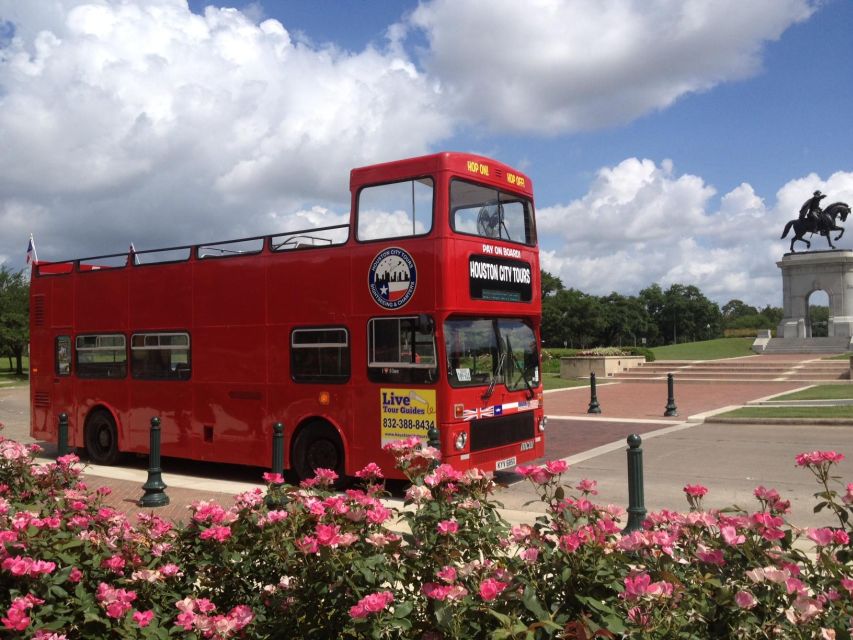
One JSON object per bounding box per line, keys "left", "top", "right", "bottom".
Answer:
{"left": 469, "top": 255, "right": 532, "bottom": 302}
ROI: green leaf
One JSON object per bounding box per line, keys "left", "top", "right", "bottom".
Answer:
{"left": 521, "top": 586, "right": 549, "bottom": 620}
{"left": 49, "top": 585, "right": 69, "bottom": 599}
{"left": 394, "top": 602, "right": 413, "bottom": 619}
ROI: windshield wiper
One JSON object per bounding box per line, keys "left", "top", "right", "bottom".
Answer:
{"left": 481, "top": 350, "right": 506, "bottom": 400}
{"left": 506, "top": 335, "right": 535, "bottom": 399}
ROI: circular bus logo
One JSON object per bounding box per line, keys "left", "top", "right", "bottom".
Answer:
{"left": 368, "top": 247, "right": 417, "bottom": 309}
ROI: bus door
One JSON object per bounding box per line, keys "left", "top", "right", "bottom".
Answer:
{"left": 365, "top": 315, "right": 439, "bottom": 468}
{"left": 32, "top": 333, "right": 74, "bottom": 441}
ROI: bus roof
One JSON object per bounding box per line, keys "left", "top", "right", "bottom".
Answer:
{"left": 350, "top": 152, "right": 533, "bottom": 197}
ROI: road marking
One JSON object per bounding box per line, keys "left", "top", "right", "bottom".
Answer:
{"left": 547, "top": 415, "right": 673, "bottom": 425}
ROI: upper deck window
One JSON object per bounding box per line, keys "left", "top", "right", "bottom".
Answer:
{"left": 357, "top": 178, "right": 434, "bottom": 241}
{"left": 451, "top": 179, "right": 536, "bottom": 246}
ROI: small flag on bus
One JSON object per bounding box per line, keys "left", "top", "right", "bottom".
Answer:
{"left": 26, "top": 234, "right": 38, "bottom": 265}
{"left": 129, "top": 242, "right": 142, "bottom": 265}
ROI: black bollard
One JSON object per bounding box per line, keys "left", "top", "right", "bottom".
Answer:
{"left": 664, "top": 373, "right": 678, "bottom": 417}
{"left": 57, "top": 413, "right": 69, "bottom": 458}
{"left": 427, "top": 422, "right": 441, "bottom": 470}
{"left": 139, "top": 417, "right": 169, "bottom": 508}
{"left": 587, "top": 372, "right": 601, "bottom": 414}
{"left": 272, "top": 422, "right": 284, "bottom": 477}
{"left": 623, "top": 434, "right": 647, "bottom": 533}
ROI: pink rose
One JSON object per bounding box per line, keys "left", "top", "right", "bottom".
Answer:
{"left": 807, "top": 528, "right": 835, "bottom": 547}
{"left": 133, "top": 610, "right": 154, "bottom": 627}
{"left": 683, "top": 484, "right": 708, "bottom": 498}
{"left": 437, "top": 519, "right": 459, "bottom": 536}
{"left": 735, "top": 590, "right": 757, "bottom": 609}
{"left": 436, "top": 566, "right": 457, "bottom": 583}
{"left": 479, "top": 578, "right": 509, "bottom": 602}
{"left": 349, "top": 591, "right": 393, "bottom": 619}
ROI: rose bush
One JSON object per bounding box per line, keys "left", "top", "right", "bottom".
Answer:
{"left": 1, "top": 424, "right": 852, "bottom": 639}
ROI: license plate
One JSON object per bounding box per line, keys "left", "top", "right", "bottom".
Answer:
{"left": 520, "top": 440, "right": 534, "bottom": 452}
{"left": 495, "top": 456, "right": 517, "bottom": 471}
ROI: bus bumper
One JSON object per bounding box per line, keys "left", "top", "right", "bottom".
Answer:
{"left": 442, "top": 434, "right": 545, "bottom": 473}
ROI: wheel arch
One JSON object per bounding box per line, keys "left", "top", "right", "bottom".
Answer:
{"left": 288, "top": 416, "right": 350, "bottom": 474}
{"left": 83, "top": 404, "right": 125, "bottom": 451}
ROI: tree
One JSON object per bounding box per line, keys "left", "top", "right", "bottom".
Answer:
{"left": 0, "top": 266, "right": 29, "bottom": 375}
{"left": 722, "top": 299, "right": 758, "bottom": 320}
{"left": 638, "top": 284, "right": 665, "bottom": 345}
{"left": 540, "top": 271, "right": 564, "bottom": 298}
{"left": 599, "top": 293, "right": 654, "bottom": 347}
{"left": 655, "top": 284, "right": 722, "bottom": 344}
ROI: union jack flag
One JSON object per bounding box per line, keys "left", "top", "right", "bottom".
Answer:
{"left": 462, "top": 406, "right": 495, "bottom": 421}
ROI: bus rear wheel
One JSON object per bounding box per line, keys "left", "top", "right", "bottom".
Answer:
{"left": 292, "top": 422, "right": 345, "bottom": 485}
{"left": 85, "top": 410, "right": 120, "bottom": 465}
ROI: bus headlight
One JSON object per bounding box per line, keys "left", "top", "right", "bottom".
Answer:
{"left": 454, "top": 431, "right": 468, "bottom": 451}
{"left": 538, "top": 416, "right": 547, "bottom": 432}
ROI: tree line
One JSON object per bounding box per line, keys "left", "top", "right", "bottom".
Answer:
{"left": 541, "top": 271, "right": 785, "bottom": 349}
{"left": 0, "top": 266, "right": 28, "bottom": 375}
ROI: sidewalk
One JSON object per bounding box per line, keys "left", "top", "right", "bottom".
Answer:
{"left": 544, "top": 379, "right": 807, "bottom": 421}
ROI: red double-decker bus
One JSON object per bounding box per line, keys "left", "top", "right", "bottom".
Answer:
{"left": 29, "top": 152, "right": 545, "bottom": 480}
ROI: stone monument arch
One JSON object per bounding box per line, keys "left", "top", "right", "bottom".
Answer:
{"left": 775, "top": 251, "right": 853, "bottom": 346}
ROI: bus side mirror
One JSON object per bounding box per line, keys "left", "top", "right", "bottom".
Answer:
{"left": 417, "top": 314, "right": 434, "bottom": 335}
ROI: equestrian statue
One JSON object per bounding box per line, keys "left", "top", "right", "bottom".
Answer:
{"left": 781, "top": 190, "right": 851, "bottom": 253}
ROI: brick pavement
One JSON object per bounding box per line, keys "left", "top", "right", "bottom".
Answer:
{"left": 543, "top": 380, "right": 805, "bottom": 420}
{"left": 542, "top": 418, "right": 665, "bottom": 461}
{"left": 80, "top": 474, "right": 239, "bottom": 524}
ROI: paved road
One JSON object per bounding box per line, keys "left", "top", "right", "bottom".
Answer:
{"left": 4, "top": 384, "right": 853, "bottom": 528}
{"left": 497, "top": 420, "right": 853, "bottom": 528}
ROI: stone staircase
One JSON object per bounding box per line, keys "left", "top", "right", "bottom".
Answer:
{"left": 760, "top": 337, "right": 852, "bottom": 354}
{"left": 610, "top": 357, "right": 851, "bottom": 384}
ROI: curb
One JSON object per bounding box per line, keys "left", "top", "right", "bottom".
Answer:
{"left": 703, "top": 417, "right": 853, "bottom": 426}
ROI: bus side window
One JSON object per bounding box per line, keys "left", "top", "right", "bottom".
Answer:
{"left": 130, "top": 333, "right": 190, "bottom": 381}
{"left": 367, "top": 316, "right": 437, "bottom": 384}
{"left": 291, "top": 327, "right": 350, "bottom": 383}
{"left": 75, "top": 334, "right": 127, "bottom": 379}
{"left": 55, "top": 335, "right": 72, "bottom": 376}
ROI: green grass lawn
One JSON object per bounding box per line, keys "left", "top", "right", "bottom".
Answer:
{"left": 541, "top": 373, "right": 588, "bottom": 391}
{"left": 771, "top": 385, "right": 853, "bottom": 401}
{"left": 0, "top": 357, "right": 29, "bottom": 386}
{"left": 824, "top": 352, "right": 853, "bottom": 360}
{"left": 651, "top": 338, "right": 754, "bottom": 361}
{"left": 717, "top": 406, "right": 853, "bottom": 419}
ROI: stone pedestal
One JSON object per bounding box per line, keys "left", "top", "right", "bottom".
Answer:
{"left": 776, "top": 251, "right": 853, "bottom": 338}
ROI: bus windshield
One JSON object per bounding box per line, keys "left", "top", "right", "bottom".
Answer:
{"left": 450, "top": 179, "right": 536, "bottom": 245}
{"left": 444, "top": 317, "right": 539, "bottom": 393}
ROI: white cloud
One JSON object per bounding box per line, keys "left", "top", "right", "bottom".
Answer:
{"left": 407, "top": 0, "right": 815, "bottom": 133}
{"left": 0, "top": 0, "right": 451, "bottom": 260}
{"left": 0, "top": 0, "right": 835, "bottom": 305}
{"left": 539, "top": 158, "right": 853, "bottom": 306}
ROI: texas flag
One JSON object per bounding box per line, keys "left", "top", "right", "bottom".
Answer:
{"left": 25, "top": 235, "right": 37, "bottom": 265}
{"left": 381, "top": 280, "right": 410, "bottom": 301}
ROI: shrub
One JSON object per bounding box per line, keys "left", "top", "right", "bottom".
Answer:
{"left": 622, "top": 346, "right": 655, "bottom": 362}
{"left": 1, "top": 427, "right": 852, "bottom": 638}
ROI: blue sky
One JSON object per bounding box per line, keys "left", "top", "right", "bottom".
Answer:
{"left": 1, "top": 0, "right": 852, "bottom": 307}
{"left": 215, "top": 0, "right": 853, "bottom": 204}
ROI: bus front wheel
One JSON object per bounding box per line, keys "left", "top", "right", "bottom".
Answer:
{"left": 85, "top": 410, "right": 120, "bottom": 465}
{"left": 292, "top": 421, "right": 345, "bottom": 484}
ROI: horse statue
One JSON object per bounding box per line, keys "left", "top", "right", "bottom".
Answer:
{"left": 781, "top": 202, "right": 851, "bottom": 253}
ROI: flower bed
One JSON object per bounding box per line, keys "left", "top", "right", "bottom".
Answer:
{"left": 1, "top": 425, "right": 852, "bottom": 639}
